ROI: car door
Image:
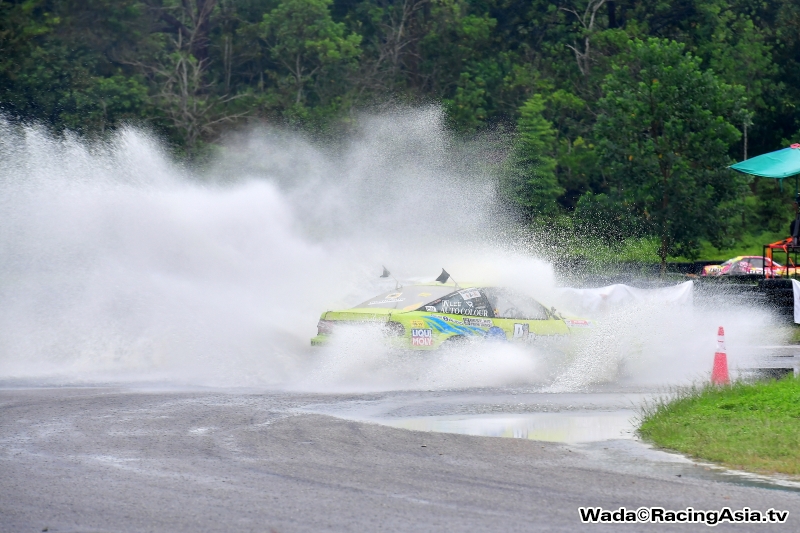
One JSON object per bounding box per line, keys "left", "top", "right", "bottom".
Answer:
{"left": 417, "top": 288, "right": 494, "bottom": 341}
{"left": 745, "top": 257, "right": 765, "bottom": 275}
{"left": 763, "top": 257, "right": 785, "bottom": 276}
{"left": 482, "top": 288, "right": 568, "bottom": 342}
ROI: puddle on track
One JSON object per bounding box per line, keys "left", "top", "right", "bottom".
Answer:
{"left": 299, "top": 388, "right": 800, "bottom": 493}
{"left": 301, "top": 389, "right": 649, "bottom": 444}
{"left": 374, "top": 410, "right": 800, "bottom": 493}
{"left": 378, "top": 411, "right": 636, "bottom": 444}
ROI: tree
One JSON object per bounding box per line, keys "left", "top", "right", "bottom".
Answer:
{"left": 560, "top": 0, "right": 607, "bottom": 79}
{"left": 502, "top": 94, "right": 563, "bottom": 219}
{"left": 0, "top": 0, "right": 151, "bottom": 135}
{"left": 142, "top": 39, "right": 247, "bottom": 151}
{"left": 148, "top": 0, "right": 218, "bottom": 65}
{"left": 121, "top": 1, "right": 256, "bottom": 153}
{"left": 259, "top": 0, "right": 361, "bottom": 117}
{"left": 595, "top": 37, "right": 748, "bottom": 272}
{"left": 423, "top": 5, "right": 499, "bottom": 131}
{"left": 349, "top": 0, "right": 430, "bottom": 95}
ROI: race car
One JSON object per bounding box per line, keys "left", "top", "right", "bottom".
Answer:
{"left": 701, "top": 256, "right": 787, "bottom": 277}
{"left": 311, "top": 282, "right": 592, "bottom": 350}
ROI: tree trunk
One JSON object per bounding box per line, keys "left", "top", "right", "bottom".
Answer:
{"left": 607, "top": 1, "right": 616, "bottom": 29}
{"left": 659, "top": 235, "right": 668, "bottom": 278}
{"left": 190, "top": 0, "right": 217, "bottom": 64}
{"left": 743, "top": 120, "right": 748, "bottom": 160}
{"left": 295, "top": 55, "right": 303, "bottom": 104}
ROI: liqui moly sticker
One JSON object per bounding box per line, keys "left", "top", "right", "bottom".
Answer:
{"left": 564, "top": 319, "right": 592, "bottom": 328}
{"left": 411, "top": 328, "right": 433, "bottom": 346}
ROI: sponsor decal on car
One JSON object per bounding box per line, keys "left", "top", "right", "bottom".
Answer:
{"left": 463, "top": 317, "right": 492, "bottom": 327}
{"left": 513, "top": 323, "right": 529, "bottom": 339}
{"left": 422, "top": 316, "right": 485, "bottom": 336}
{"left": 425, "top": 306, "right": 436, "bottom": 312}
{"left": 448, "top": 308, "right": 490, "bottom": 316}
{"left": 564, "top": 319, "right": 592, "bottom": 328}
{"left": 458, "top": 289, "right": 481, "bottom": 300}
{"left": 410, "top": 319, "right": 425, "bottom": 328}
{"left": 411, "top": 328, "right": 433, "bottom": 346}
{"left": 441, "top": 300, "right": 490, "bottom": 316}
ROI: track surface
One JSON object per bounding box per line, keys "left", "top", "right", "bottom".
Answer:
{"left": 1, "top": 388, "right": 798, "bottom": 532}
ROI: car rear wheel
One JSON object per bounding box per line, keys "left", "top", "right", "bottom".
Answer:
{"left": 441, "top": 335, "right": 469, "bottom": 349}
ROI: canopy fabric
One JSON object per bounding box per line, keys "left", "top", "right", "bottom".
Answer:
{"left": 730, "top": 145, "right": 800, "bottom": 179}
{"left": 552, "top": 281, "right": 693, "bottom": 318}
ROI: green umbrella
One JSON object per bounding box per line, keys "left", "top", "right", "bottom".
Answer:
{"left": 730, "top": 144, "right": 800, "bottom": 191}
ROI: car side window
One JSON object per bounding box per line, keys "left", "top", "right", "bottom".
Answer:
{"left": 418, "top": 288, "right": 494, "bottom": 317}
{"left": 729, "top": 260, "right": 749, "bottom": 274}
{"left": 483, "top": 288, "right": 549, "bottom": 320}
{"left": 748, "top": 258, "right": 764, "bottom": 268}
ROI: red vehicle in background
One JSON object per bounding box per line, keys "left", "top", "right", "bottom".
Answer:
{"left": 702, "top": 255, "right": 788, "bottom": 277}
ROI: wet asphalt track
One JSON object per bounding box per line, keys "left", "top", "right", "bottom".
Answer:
{"left": 1, "top": 387, "right": 799, "bottom": 532}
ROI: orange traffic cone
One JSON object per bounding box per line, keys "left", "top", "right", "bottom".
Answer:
{"left": 711, "top": 326, "right": 730, "bottom": 385}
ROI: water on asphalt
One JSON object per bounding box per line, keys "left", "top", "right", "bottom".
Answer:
{"left": 296, "top": 386, "right": 800, "bottom": 493}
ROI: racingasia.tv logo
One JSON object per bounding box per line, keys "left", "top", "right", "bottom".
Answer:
{"left": 579, "top": 506, "right": 789, "bottom": 525}
{"left": 411, "top": 329, "right": 433, "bottom": 346}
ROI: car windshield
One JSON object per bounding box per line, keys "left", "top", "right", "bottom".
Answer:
{"left": 354, "top": 285, "right": 456, "bottom": 309}
{"left": 482, "top": 288, "right": 549, "bottom": 320}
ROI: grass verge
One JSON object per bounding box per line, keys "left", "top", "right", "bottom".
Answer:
{"left": 568, "top": 231, "right": 789, "bottom": 266}
{"left": 639, "top": 377, "right": 800, "bottom": 477}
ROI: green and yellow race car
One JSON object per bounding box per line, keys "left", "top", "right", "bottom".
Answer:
{"left": 311, "top": 281, "right": 592, "bottom": 350}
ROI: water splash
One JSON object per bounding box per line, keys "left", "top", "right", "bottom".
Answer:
{"left": 0, "top": 111, "right": 782, "bottom": 391}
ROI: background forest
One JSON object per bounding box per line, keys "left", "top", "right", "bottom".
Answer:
{"left": 3, "top": 0, "right": 800, "bottom": 263}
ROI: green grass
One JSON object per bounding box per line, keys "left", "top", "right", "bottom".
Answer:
{"left": 669, "top": 231, "right": 789, "bottom": 262}
{"left": 570, "top": 236, "right": 660, "bottom": 263}
{"left": 639, "top": 377, "right": 800, "bottom": 477}
{"left": 568, "top": 231, "right": 788, "bottom": 266}
{"left": 789, "top": 327, "right": 800, "bottom": 345}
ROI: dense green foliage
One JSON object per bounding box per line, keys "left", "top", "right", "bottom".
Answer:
{"left": 596, "top": 38, "right": 747, "bottom": 267}
{"left": 3, "top": 0, "right": 800, "bottom": 259}
{"left": 639, "top": 377, "right": 800, "bottom": 476}
{"left": 501, "top": 94, "right": 562, "bottom": 218}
